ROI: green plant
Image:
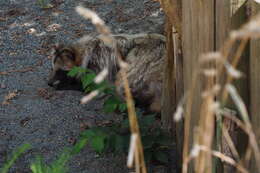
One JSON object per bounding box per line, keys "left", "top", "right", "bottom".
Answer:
{"left": 68, "top": 67, "right": 172, "bottom": 164}
{"left": 0, "top": 137, "right": 87, "bottom": 173}
{"left": 81, "top": 113, "right": 172, "bottom": 164}
{"left": 1, "top": 143, "right": 31, "bottom": 173}
{"left": 30, "top": 138, "right": 87, "bottom": 173}
{"left": 68, "top": 67, "right": 127, "bottom": 113}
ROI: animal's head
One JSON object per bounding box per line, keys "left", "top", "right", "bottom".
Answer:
{"left": 48, "top": 35, "right": 124, "bottom": 90}
{"left": 47, "top": 44, "right": 82, "bottom": 90}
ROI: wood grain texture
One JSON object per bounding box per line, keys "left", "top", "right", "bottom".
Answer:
{"left": 250, "top": 3, "right": 260, "bottom": 173}
{"left": 216, "top": 2, "right": 249, "bottom": 173}
{"left": 161, "top": 3, "right": 184, "bottom": 171}
{"left": 215, "top": 2, "right": 232, "bottom": 173}
{"left": 182, "top": 0, "right": 215, "bottom": 172}
{"left": 159, "top": 0, "right": 182, "bottom": 36}
{"left": 162, "top": 17, "right": 176, "bottom": 131}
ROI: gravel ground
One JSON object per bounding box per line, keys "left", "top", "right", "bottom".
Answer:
{"left": 0, "top": 0, "right": 165, "bottom": 172}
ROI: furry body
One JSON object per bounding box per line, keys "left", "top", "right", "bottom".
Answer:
{"left": 48, "top": 33, "right": 166, "bottom": 112}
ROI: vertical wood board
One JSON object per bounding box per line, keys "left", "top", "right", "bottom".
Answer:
{"left": 250, "top": 3, "right": 260, "bottom": 173}
{"left": 182, "top": 0, "right": 215, "bottom": 171}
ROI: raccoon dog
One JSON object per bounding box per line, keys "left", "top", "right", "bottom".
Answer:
{"left": 48, "top": 33, "right": 166, "bottom": 113}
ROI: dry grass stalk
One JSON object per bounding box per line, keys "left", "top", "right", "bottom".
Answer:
{"left": 242, "top": 146, "right": 252, "bottom": 168}
{"left": 222, "top": 123, "right": 239, "bottom": 160}
{"left": 80, "top": 90, "right": 99, "bottom": 104}
{"left": 195, "top": 69, "right": 215, "bottom": 173}
{"left": 221, "top": 38, "right": 249, "bottom": 103}
{"left": 173, "top": 94, "right": 187, "bottom": 122}
{"left": 226, "top": 84, "right": 260, "bottom": 171}
{"left": 94, "top": 68, "right": 108, "bottom": 84}
{"left": 182, "top": 67, "right": 199, "bottom": 173}
{"left": 184, "top": 143, "right": 248, "bottom": 173}
{"left": 76, "top": 6, "right": 147, "bottom": 173}
{"left": 180, "top": 9, "right": 260, "bottom": 173}
{"left": 217, "top": 109, "right": 248, "bottom": 134}
{"left": 198, "top": 145, "right": 248, "bottom": 173}
{"left": 120, "top": 65, "right": 146, "bottom": 172}
{"left": 127, "top": 134, "right": 138, "bottom": 167}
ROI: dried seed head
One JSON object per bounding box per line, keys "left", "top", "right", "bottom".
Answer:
{"left": 226, "top": 84, "right": 249, "bottom": 122}
{"left": 200, "top": 52, "right": 222, "bottom": 63}
{"left": 202, "top": 69, "right": 218, "bottom": 77}
{"left": 173, "top": 105, "right": 184, "bottom": 122}
{"left": 224, "top": 62, "right": 243, "bottom": 79}
{"left": 190, "top": 144, "right": 200, "bottom": 158}
{"left": 81, "top": 90, "right": 99, "bottom": 104}
{"left": 94, "top": 68, "right": 108, "bottom": 84}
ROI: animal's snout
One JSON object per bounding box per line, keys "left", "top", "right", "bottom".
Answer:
{"left": 47, "top": 79, "right": 60, "bottom": 88}
{"left": 47, "top": 69, "right": 82, "bottom": 90}
{"left": 47, "top": 70, "right": 61, "bottom": 88}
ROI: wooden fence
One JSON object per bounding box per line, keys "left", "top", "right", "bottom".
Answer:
{"left": 160, "top": 0, "right": 260, "bottom": 172}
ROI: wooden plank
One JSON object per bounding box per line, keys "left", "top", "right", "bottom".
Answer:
{"left": 182, "top": 0, "right": 215, "bottom": 172}
{"left": 250, "top": 2, "right": 260, "bottom": 172}
{"left": 216, "top": 2, "right": 249, "bottom": 173}
{"left": 161, "top": 19, "right": 181, "bottom": 173}
{"left": 230, "top": 2, "right": 250, "bottom": 162}
{"left": 173, "top": 27, "right": 184, "bottom": 173}
{"left": 215, "top": 2, "right": 232, "bottom": 173}
{"left": 162, "top": 17, "right": 176, "bottom": 131}
{"left": 216, "top": 0, "right": 231, "bottom": 50}
{"left": 159, "top": 0, "right": 182, "bottom": 35}
{"left": 160, "top": 0, "right": 183, "bottom": 171}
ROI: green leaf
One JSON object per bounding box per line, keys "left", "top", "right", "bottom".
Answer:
{"left": 50, "top": 149, "right": 70, "bottom": 173}
{"left": 71, "top": 138, "right": 88, "bottom": 155}
{"left": 104, "top": 96, "right": 121, "bottom": 105}
{"left": 154, "top": 151, "right": 169, "bottom": 164}
{"left": 81, "top": 73, "right": 96, "bottom": 89}
{"left": 83, "top": 68, "right": 95, "bottom": 74}
{"left": 104, "top": 103, "right": 117, "bottom": 113}
{"left": 118, "top": 103, "right": 127, "bottom": 112}
{"left": 95, "top": 82, "right": 109, "bottom": 92}
{"left": 103, "top": 86, "right": 116, "bottom": 94}
{"left": 103, "top": 96, "right": 122, "bottom": 113}
{"left": 1, "top": 143, "right": 31, "bottom": 173}
{"left": 91, "top": 135, "right": 106, "bottom": 153}
{"left": 81, "top": 129, "right": 96, "bottom": 139}
{"left": 30, "top": 156, "right": 48, "bottom": 173}
{"left": 67, "top": 67, "right": 80, "bottom": 77}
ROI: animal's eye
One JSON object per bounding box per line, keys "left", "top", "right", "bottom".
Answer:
{"left": 60, "top": 48, "right": 75, "bottom": 61}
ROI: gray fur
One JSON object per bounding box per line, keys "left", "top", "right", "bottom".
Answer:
{"left": 48, "top": 33, "right": 166, "bottom": 113}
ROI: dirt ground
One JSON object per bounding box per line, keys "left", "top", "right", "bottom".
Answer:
{"left": 0, "top": 0, "right": 166, "bottom": 172}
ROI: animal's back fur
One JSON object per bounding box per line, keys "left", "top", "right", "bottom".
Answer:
{"left": 115, "top": 34, "right": 165, "bottom": 112}
{"left": 48, "top": 33, "right": 166, "bottom": 113}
